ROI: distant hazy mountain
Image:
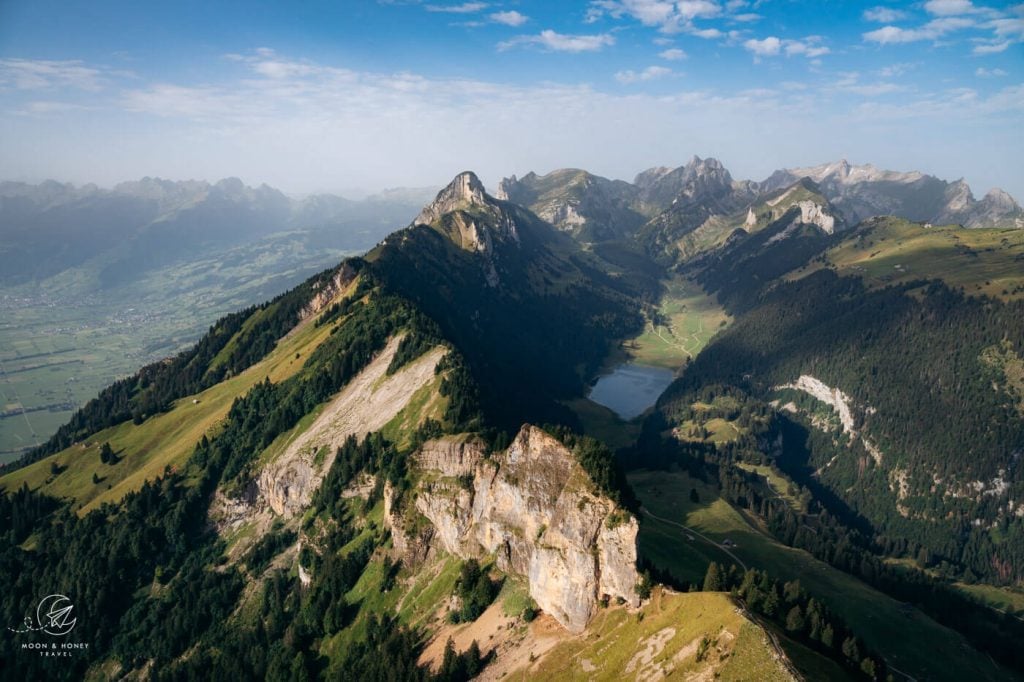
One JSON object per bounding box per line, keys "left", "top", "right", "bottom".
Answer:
{"left": 0, "top": 177, "right": 436, "bottom": 288}
{"left": 761, "top": 159, "right": 1024, "bottom": 229}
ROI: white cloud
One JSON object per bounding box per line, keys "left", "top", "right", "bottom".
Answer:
{"left": 0, "top": 58, "right": 105, "bottom": 91}
{"left": 743, "top": 36, "right": 829, "bottom": 59}
{"left": 425, "top": 2, "right": 487, "bottom": 13}
{"left": 659, "top": 48, "right": 687, "bottom": 60}
{"left": 785, "top": 38, "right": 831, "bottom": 57}
{"left": 976, "top": 67, "right": 1008, "bottom": 77}
{"left": 924, "top": 0, "right": 979, "bottom": 16}
{"left": 588, "top": 0, "right": 676, "bottom": 26}
{"left": 615, "top": 65, "right": 672, "bottom": 83}
{"left": 863, "top": 16, "right": 975, "bottom": 43}
{"left": 498, "top": 30, "right": 615, "bottom": 52}
{"left": 842, "top": 82, "right": 904, "bottom": 96}
{"left": 878, "top": 63, "right": 915, "bottom": 77}
{"left": 745, "top": 36, "right": 782, "bottom": 56}
{"left": 733, "top": 13, "right": 761, "bottom": 22}
{"left": 973, "top": 40, "right": 1011, "bottom": 53}
{"left": 586, "top": 0, "right": 730, "bottom": 33}
{"left": 864, "top": 7, "right": 909, "bottom": 23}
{"left": 744, "top": 36, "right": 781, "bottom": 56}
{"left": 676, "top": 1, "right": 721, "bottom": 20}
{"left": 690, "top": 28, "right": 723, "bottom": 39}
{"left": 490, "top": 10, "right": 528, "bottom": 26}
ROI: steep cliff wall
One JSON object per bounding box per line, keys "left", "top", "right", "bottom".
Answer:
{"left": 386, "top": 425, "right": 640, "bottom": 633}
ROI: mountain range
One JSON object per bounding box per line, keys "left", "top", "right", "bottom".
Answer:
{"left": 1, "top": 158, "right": 1023, "bottom": 681}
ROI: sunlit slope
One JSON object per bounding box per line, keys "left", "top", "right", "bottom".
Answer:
{"left": 628, "top": 469, "right": 1013, "bottom": 682}
{"left": 788, "top": 218, "right": 1024, "bottom": 301}
{"left": 503, "top": 589, "right": 794, "bottom": 681}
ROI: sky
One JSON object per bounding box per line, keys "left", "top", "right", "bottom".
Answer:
{"left": 0, "top": 0, "right": 1022, "bottom": 199}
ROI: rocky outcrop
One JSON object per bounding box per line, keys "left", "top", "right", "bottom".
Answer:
{"left": 795, "top": 200, "right": 837, "bottom": 234}
{"left": 299, "top": 261, "right": 359, "bottom": 320}
{"left": 775, "top": 374, "right": 883, "bottom": 465}
{"left": 415, "top": 171, "right": 489, "bottom": 226}
{"left": 387, "top": 425, "right": 640, "bottom": 633}
{"left": 411, "top": 171, "right": 521, "bottom": 265}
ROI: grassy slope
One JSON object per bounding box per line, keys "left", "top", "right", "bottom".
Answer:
{"left": 0, "top": 290, "right": 347, "bottom": 514}
{"left": 735, "top": 463, "right": 805, "bottom": 513}
{"left": 788, "top": 219, "right": 1024, "bottom": 301}
{"left": 628, "top": 469, "right": 1011, "bottom": 681}
{"left": 623, "top": 276, "right": 730, "bottom": 369}
{"left": 509, "top": 589, "right": 792, "bottom": 681}
{"left": 953, "top": 582, "right": 1024, "bottom": 616}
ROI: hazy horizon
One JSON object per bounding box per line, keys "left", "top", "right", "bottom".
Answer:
{"left": 1, "top": 0, "right": 1022, "bottom": 198}
{"left": 4, "top": 150, "right": 1023, "bottom": 205}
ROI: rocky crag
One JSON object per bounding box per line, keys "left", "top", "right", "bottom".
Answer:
{"left": 386, "top": 425, "right": 640, "bottom": 633}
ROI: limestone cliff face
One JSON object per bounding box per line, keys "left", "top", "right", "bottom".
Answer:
{"left": 386, "top": 425, "right": 640, "bottom": 633}
{"left": 299, "top": 261, "right": 359, "bottom": 321}
{"left": 414, "top": 171, "right": 489, "bottom": 226}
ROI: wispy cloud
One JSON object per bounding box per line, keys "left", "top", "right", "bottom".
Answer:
{"left": 863, "top": 17, "right": 976, "bottom": 44}
{"left": 498, "top": 30, "right": 615, "bottom": 52}
{"left": 658, "top": 48, "right": 687, "bottom": 60}
{"left": 863, "top": 7, "right": 909, "bottom": 23}
{"left": 425, "top": 2, "right": 487, "bottom": 13}
{"left": 615, "top": 65, "right": 672, "bottom": 83}
{"left": 0, "top": 58, "right": 106, "bottom": 91}
{"left": 4, "top": 48, "right": 1023, "bottom": 199}
{"left": 586, "top": 0, "right": 740, "bottom": 34}
{"left": 976, "top": 66, "right": 1008, "bottom": 77}
{"left": 864, "top": 1, "right": 1020, "bottom": 51}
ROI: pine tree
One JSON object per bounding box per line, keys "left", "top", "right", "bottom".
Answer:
{"left": 821, "top": 622, "right": 835, "bottom": 648}
{"left": 466, "top": 640, "right": 482, "bottom": 678}
{"left": 785, "top": 605, "right": 805, "bottom": 633}
{"left": 842, "top": 636, "right": 860, "bottom": 662}
{"left": 703, "top": 562, "right": 724, "bottom": 591}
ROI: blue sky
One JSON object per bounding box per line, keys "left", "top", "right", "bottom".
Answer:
{"left": 0, "top": 0, "right": 1021, "bottom": 199}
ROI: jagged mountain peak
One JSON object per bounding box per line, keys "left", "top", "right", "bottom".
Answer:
{"left": 982, "top": 187, "right": 1021, "bottom": 211}
{"left": 413, "top": 170, "right": 490, "bottom": 226}
{"left": 494, "top": 168, "right": 645, "bottom": 241}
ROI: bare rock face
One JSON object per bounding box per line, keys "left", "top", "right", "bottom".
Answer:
{"left": 415, "top": 436, "right": 487, "bottom": 477}
{"left": 414, "top": 171, "right": 489, "bottom": 226}
{"left": 410, "top": 171, "right": 520, "bottom": 265}
{"left": 300, "top": 261, "right": 359, "bottom": 320}
{"left": 796, "top": 200, "right": 837, "bottom": 234}
{"left": 388, "top": 425, "right": 640, "bottom": 633}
